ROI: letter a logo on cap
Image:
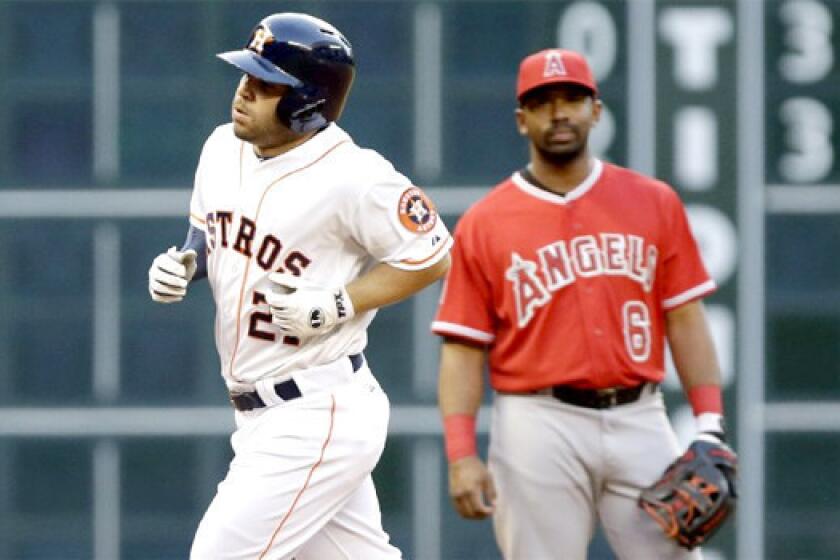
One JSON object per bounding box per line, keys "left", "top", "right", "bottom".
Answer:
{"left": 543, "top": 51, "right": 567, "bottom": 78}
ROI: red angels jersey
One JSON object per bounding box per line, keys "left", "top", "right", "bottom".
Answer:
{"left": 432, "top": 160, "right": 715, "bottom": 392}
{"left": 190, "top": 123, "right": 452, "bottom": 388}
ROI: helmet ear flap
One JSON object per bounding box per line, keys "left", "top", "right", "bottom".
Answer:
{"left": 276, "top": 85, "right": 328, "bottom": 133}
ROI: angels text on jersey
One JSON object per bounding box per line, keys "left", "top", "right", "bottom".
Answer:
{"left": 507, "top": 232, "right": 658, "bottom": 328}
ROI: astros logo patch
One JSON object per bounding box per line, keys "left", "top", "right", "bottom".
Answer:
{"left": 249, "top": 26, "right": 275, "bottom": 54}
{"left": 398, "top": 187, "right": 437, "bottom": 233}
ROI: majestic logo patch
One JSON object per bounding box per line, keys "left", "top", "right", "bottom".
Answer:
{"left": 249, "top": 26, "right": 275, "bottom": 55}
{"left": 543, "top": 51, "right": 567, "bottom": 78}
{"left": 398, "top": 187, "right": 438, "bottom": 233}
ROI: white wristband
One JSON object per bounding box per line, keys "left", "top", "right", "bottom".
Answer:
{"left": 336, "top": 285, "right": 355, "bottom": 322}
{"left": 696, "top": 412, "right": 725, "bottom": 435}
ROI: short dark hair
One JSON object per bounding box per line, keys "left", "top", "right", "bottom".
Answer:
{"left": 518, "top": 83, "right": 596, "bottom": 108}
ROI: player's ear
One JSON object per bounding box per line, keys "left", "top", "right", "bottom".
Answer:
{"left": 515, "top": 107, "right": 528, "bottom": 136}
{"left": 590, "top": 97, "right": 603, "bottom": 125}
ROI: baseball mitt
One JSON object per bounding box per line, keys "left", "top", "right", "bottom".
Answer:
{"left": 638, "top": 438, "right": 738, "bottom": 549}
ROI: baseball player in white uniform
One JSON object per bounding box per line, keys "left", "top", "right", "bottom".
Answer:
{"left": 147, "top": 13, "right": 451, "bottom": 559}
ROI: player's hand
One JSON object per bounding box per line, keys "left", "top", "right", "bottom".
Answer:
{"left": 148, "top": 246, "right": 198, "bottom": 303}
{"left": 266, "top": 272, "right": 355, "bottom": 338}
{"left": 448, "top": 455, "right": 497, "bottom": 520}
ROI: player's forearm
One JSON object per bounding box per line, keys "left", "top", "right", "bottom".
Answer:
{"left": 181, "top": 224, "right": 208, "bottom": 281}
{"left": 666, "top": 300, "right": 722, "bottom": 391}
{"left": 439, "top": 340, "right": 486, "bottom": 462}
{"left": 438, "top": 341, "right": 486, "bottom": 416}
{"left": 666, "top": 300, "right": 726, "bottom": 430}
{"left": 345, "top": 255, "right": 450, "bottom": 314}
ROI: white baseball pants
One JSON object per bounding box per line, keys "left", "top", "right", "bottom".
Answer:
{"left": 190, "top": 361, "right": 401, "bottom": 560}
{"left": 489, "top": 388, "right": 703, "bottom": 560}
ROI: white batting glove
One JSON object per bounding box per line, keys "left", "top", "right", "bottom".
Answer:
{"left": 148, "top": 246, "right": 198, "bottom": 303}
{"left": 266, "top": 272, "right": 355, "bottom": 338}
{"left": 695, "top": 412, "right": 727, "bottom": 443}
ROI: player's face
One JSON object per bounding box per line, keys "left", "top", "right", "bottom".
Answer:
{"left": 515, "top": 84, "right": 601, "bottom": 165}
{"left": 231, "top": 74, "right": 298, "bottom": 154}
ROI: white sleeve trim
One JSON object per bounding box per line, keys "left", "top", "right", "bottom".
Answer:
{"left": 662, "top": 279, "right": 717, "bottom": 309}
{"left": 385, "top": 234, "right": 453, "bottom": 271}
{"left": 431, "top": 321, "right": 495, "bottom": 344}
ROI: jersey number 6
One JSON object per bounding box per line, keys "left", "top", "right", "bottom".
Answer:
{"left": 622, "top": 300, "right": 651, "bottom": 362}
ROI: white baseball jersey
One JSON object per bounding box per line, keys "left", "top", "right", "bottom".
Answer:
{"left": 188, "top": 123, "right": 452, "bottom": 387}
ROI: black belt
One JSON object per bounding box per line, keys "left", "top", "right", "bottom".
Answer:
{"left": 549, "top": 382, "right": 652, "bottom": 409}
{"left": 230, "top": 354, "right": 364, "bottom": 412}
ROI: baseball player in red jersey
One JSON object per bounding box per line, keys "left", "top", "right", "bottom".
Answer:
{"left": 147, "top": 13, "right": 451, "bottom": 560}
{"left": 432, "top": 49, "right": 736, "bottom": 559}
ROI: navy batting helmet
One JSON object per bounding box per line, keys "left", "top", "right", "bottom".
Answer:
{"left": 217, "top": 13, "right": 355, "bottom": 133}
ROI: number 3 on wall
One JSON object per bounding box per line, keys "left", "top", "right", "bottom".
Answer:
{"left": 622, "top": 301, "right": 651, "bottom": 362}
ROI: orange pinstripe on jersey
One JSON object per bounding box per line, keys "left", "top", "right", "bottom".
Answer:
{"left": 227, "top": 140, "right": 350, "bottom": 382}
{"left": 258, "top": 395, "right": 337, "bottom": 559}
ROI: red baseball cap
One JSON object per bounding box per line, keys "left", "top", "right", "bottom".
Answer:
{"left": 516, "top": 48, "right": 598, "bottom": 101}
